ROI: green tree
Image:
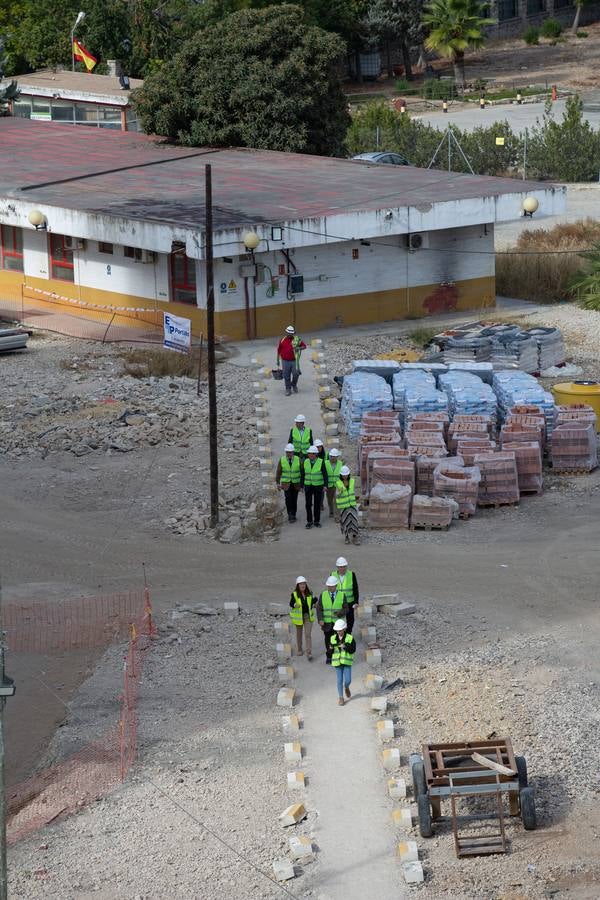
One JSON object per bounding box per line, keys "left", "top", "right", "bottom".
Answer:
{"left": 422, "top": 0, "right": 494, "bottom": 88}
{"left": 460, "top": 120, "right": 522, "bottom": 175}
{"left": 527, "top": 95, "right": 600, "bottom": 182}
{"left": 133, "top": 4, "right": 350, "bottom": 155}
{"left": 0, "top": 38, "right": 20, "bottom": 114}
{"left": 571, "top": 0, "right": 590, "bottom": 34}
{"left": 570, "top": 244, "right": 600, "bottom": 309}
{"left": 365, "top": 0, "right": 424, "bottom": 78}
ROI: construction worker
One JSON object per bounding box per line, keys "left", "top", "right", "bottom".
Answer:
{"left": 289, "top": 414, "right": 313, "bottom": 460}
{"left": 316, "top": 575, "right": 348, "bottom": 664}
{"left": 324, "top": 448, "right": 343, "bottom": 519}
{"left": 276, "top": 325, "right": 307, "bottom": 397}
{"left": 336, "top": 465, "right": 360, "bottom": 545}
{"left": 289, "top": 576, "right": 315, "bottom": 660}
{"left": 303, "top": 445, "right": 324, "bottom": 529}
{"left": 330, "top": 619, "right": 356, "bottom": 706}
{"left": 331, "top": 556, "right": 359, "bottom": 634}
{"left": 275, "top": 443, "right": 302, "bottom": 523}
{"left": 314, "top": 439, "right": 326, "bottom": 510}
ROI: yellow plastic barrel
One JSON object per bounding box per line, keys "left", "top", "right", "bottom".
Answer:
{"left": 551, "top": 381, "right": 600, "bottom": 431}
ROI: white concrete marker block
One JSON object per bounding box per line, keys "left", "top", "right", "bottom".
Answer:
{"left": 365, "top": 673, "right": 384, "bottom": 692}
{"left": 284, "top": 742, "right": 302, "bottom": 764}
{"left": 325, "top": 423, "right": 339, "bottom": 435}
{"left": 311, "top": 339, "right": 323, "bottom": 348}
{"left": 322, "top": 412, "right": 336, "bottom": 425}
{"left": 376, "top": 719, "right": 394, "bottom": 741}
{"left": 382, "top": 748, "right": 401, "bottom": 771}
{"left": 398, "top": 840, "right": 419, "bottom": 863}
{"left": 282, "top": 714, "right": 300, "bottom": 736}
{"left": 402, "top": 861, "right": 424, "bottom": 884}
{"left": 277, "top": 688, "right": 296, "bottom": 708}
{"left": 371, "top": 696, "right": 388, "bottom": 714}
{"left": 278, "top": 665, "right": 294, "bottom": 684}
{"left": 258, "top": 433, "right": 270, "bottom": 446}
{"left": 381, "top": 602, "right": 417, "bottom": 618}
{"left": 372, "top": 593, "right": 399, "bottom": 608}
{"left": 366, "top": 648, "right": 382, "bottom": 667}
{"left": 274, "top": 620, "right": 290, "bottom": 635}
{"left": 279, "top": 803, "right": 307, "bottom": 827}
{"left": 223, "top": 602, "right": 239, "bottom": 619}
{"left": 273, "top": 858, "right": 295, "bottom": 882}
{"left": 361, "top": 626, "right": 377, "bottom": 642}
{"left": 268, "top": 603, "right": 288, "bottom": 616}
{"left": 276, "top": 642, "right": 292, "bottom": 660}
{"left": 289, "top": 834, "right": 314, "bottom": 862}
{"left": 392, "top": 807, "right": 413, "bottom": 827}
{"left": 287, "top": 771, "right": 305, "bottom": 790}
{"left": 256, "top": 419, "right": 269, "bottom": 433}
{"left": 356, "top": 604, "right": 374, "bottom": 622}
{"left": 388, "top": 777, "right": 407, "bottom": 800}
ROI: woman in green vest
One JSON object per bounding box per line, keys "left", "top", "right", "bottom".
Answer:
{"left": 330, "top": 619, "right": 356, "bottom": 706}
{"left": 316, "top": 576, "right": 348, "bottom": 664}
{"left": 289, "top": 576, "right": 315, "bottom": 660}
{"left": 336, "top": 466, "right": 361, "bottom": 546}
{"left": 275, "top": 443, "right": 302, "bottom": 523}
{"left": 324, "top": 448, "right": 343, "bottom": 519}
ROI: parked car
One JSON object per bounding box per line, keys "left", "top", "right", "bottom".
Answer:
{"left": 351, "top": 152, "right": 411, "bottom": 166}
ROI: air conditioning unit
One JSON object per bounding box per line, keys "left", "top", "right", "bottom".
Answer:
{"left": 141, "top": 250, "right": 156, "bottom": 263}
{"left": 404, "top": 233, "right": 427, "bottom": 251}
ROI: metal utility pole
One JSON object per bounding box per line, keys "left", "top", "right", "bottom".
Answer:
{"left": 205, "top": 165, "right": 219, "bottom": 528}
{"left": 0, "top": 576, "right": 15, "bottom": 900}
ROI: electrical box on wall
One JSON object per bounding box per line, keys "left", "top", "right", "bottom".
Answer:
{"left": 239, "top": 263, "right": 257, "bottom": 278}
{"left": 289, "top": 274, "right": 304, "bottom": 294}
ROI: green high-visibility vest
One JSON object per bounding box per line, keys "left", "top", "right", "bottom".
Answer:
{"left": 332, "top": 569, "right": 355, "bottom": 605}
{"left": 304, "top": 457, "right": 324, "bottom": 487}
{"left": 324, "top": 459, "right": 343, "bottom": 487}
{"left": 319, "top": 589, "right": 345, "bottom": 624}
{"left": 291, "top": 426, "right": 311, "bottom": 456}
{"left": 336, "top": 478, "right": 356, "bottom": 510}
{"left": 330, "top": 633, "right": 355, "bottom": 667}
{"left": 289, "top": 591, "right": 316, "bottom": 626}
{"left": 280, "top": 455, "right": 301, "bottom": 484}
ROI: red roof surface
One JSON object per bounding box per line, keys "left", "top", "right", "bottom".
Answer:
{"left": 0, "top": 118, "right": 553, "bottom": 231}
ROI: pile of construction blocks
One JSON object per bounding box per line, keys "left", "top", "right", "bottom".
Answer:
{"left": 551, "top": 405, "right": 598, "bottom": 473}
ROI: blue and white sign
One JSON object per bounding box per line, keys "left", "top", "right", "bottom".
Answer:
{"left": 163, "top": 312, "right": 191, "bottom": 353}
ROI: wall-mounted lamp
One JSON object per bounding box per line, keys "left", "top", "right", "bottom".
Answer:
{"left": 28, "top": 209, "right": 47, "bottom": 231}
{"left": 522, "top": 197, "right": 539, "bottom": 218}
{"left": 243, "top": 230, "right": 261, "bottom": 251}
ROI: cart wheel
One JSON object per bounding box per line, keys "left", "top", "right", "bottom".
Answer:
{"left": 411, "top": 758, "right": 427, "bottom": 799}
{"left": 520, "top": 787, "right": 537, "bottom": 830}
{"left": 515, "top": 755, "right": 528, "bottom": 790}
{"left": 417, "top": 793, "right": 433, "bottom": 838}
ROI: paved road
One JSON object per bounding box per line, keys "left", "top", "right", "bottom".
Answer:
{"left": 414, "top": 98, "right": 600, "bottom": 133}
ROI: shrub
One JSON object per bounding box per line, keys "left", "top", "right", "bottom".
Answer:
{"left": 570, "top": 245, "right": 600, "bottom": 309}
{"left": 119, "top": 349, "right": 198, "bottom": 378}
{"left": 576, "top": 30, "right": 588, "bottom": 37}
{"left": 395, "top": 77, "right": 411, "bottom": 92}
{"left": 421, "top": 78, "right": 456, "bottom": 100}
{"left": 523, "top": 26, "right": 539, "bottom": 45}
{"left": 540, "top": 18, "right": 562, "bottom": 38}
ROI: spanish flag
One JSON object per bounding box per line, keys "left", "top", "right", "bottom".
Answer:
{"left": 73, "top": 39, "right": 97, "bottom": 72}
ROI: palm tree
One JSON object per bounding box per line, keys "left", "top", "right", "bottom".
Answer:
{"left": 423, "top": 0, "right": 495, "bottom": 89}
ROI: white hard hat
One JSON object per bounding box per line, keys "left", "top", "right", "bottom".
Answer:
{"left": 286, "top": 325, "right": 295, "bottom": 334}
{"left": 336, "top": 557, "right": 348, "bottom": 567}
{"left": 307, "top": 445, "right": 318, "bottom": 454}
{"left": 295, "top": 414, "right": 305, "bottom": 423}
{"left": 329, "top": 448, "right": 340, "bottom": 457}
{"left": 295, "top": 575, "right": 307, "bottom": 585}
{"left": 284, "top": 443, "right": 295, "bottom": 452}
{"left": 340, "top": 465, "right": 351, "bottom": 476}
{"left": 333, "top": 619, "right": 347, "bottom": 632}
{"left": 314, "top": 439, "right": 323, "bottom": 447}
{"left": 326, "top": 575, "right": 339, "bottom": 588}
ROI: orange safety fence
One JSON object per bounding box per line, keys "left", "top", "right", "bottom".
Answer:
{"left": 5, "top": 587, "right": 156, "bottom": 845}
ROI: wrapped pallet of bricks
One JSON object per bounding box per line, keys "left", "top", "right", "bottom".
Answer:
{"left": 448, "top": 421, "right": 490, "bottom": 453}
{"left": 456, "top": 437, "right": 496, "bottom": 466}
{"left": 362, "top": 410, "right": 401, "bottom": 428}
{"left": 406, "top": 431, "right": 447, "bottom": 457}
{"left": 505, "top": 412, "right": 546, "bottom": 447}
{"left": 412, "top": 411, "right": 450, "bottom": 439}
{"left": 359, "top": 439, "right": 403, "bottom": 486}
{"left": 372, "top": 457, "right": 415, "bottom": 494}
{"left": 433, "top": 463, "right": 481, "bottom": 517}
{"left": 453, "top": 414, "right": 494, "bottom": 436}
{"left": 366, "top": 448, "right": 411, "bottom": 496}
{"left": 368, "top": 483, "right": 412, "bottom": 529}
{"left": 410, "top": 494, "right": 455, "bottom": 529}
{"left": 473, "top": 451, "right": 520, "bottom": 506}
{"left": 501, "top": 441, "right": 543, "bottom": 494}
{"left": 555, "top": 404, "right": 596, "bottom": 429}
{"left": 417, "top": 454, "right": 463, "bottom": 495}
{"left": 551, "top": 422, "right": 598, "bottom": 473}
{"left": 407, "top": 420, "right": 445, "bottom": 438}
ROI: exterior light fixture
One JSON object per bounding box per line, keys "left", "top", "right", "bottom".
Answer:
{"left": 522, "top": 197, "right": 539, "bottom": 217}
{"left": 28, "top": 209, "right": 47, "bottom": 231}
{"left": 243, "top": 231, "right": 261, "bottom": 251}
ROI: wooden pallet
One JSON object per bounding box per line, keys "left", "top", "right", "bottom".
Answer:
{"left": 477, "top": 499, "right": 520, "bottom": 509}
{"left": 410, "top": 522, "right": 450, "bottom": 532}
{"left": 519, "top": 487, "right": 543, "bottom": 496}
{"left": 552, "top": 468, "right": 595, "bottom": 476}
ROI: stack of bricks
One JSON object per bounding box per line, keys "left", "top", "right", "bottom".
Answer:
{"left": 416, "top": 454, "right": 463, "bottom": 495}
{"left": 448, "top": 421, "right": 490, "bottom": 454}
{"left": 368, "top": 483, "right": 412, "bottom": 528}
{"left": 366, "top": 448, "right": 411, "bottom": 496}
{"left": 358, "top": 425, "right": 403, "bottom": 485}
{"left": 433, "top": 463, "right": 481, "bottom": 517}
{"left": 371, "top": 457, "right": 415, "bottom": 494}
{"left": 501, "top": 440, "right": 543, "bottom": 494}
{"left": 456, "top": 437, "right": 497, "bottom": 465}
{"left": 502, "top": 408, "right": 546, "bottom": 449}
{"left": 453, "top": 414, "right": 494, "bottom": 435}
{"left": 473, "top": 451, "right": 520, "bottom": 505}
{"left": 555, "top": 404, "right": 597, "bottom": 429}
{"left": 411, "top": 411, "right": 450, "bottom": 437}
{"left": 410, "top": 494, "right": 454, "bottom": 528}
{"left": 406, "top": 429, "right": 447, "bottom": 457}
{"left": 551, "top": 422, "right": 598, "bottom": 473}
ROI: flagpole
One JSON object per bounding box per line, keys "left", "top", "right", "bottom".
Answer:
{"left": 71, "top": 11, "right": 86, "bottom": 72}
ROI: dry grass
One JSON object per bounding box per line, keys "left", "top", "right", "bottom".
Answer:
{"left": 119, "top": 348, "right": 199, "bottom": 379}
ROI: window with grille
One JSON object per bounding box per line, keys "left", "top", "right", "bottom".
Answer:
{"left": 99, "top": 242, "right": 114, "bottom": 254}
{"left": 124, "top": 245, "right": 142, "bottom": 261}
{"left": 49, "top": 234, "right": 74, "bottom": 282}
{"left": 170, "top": 250, "right": 197, "bottom": 304}
{"left": 0, "top": 226, "right": 24, "bottom": 272}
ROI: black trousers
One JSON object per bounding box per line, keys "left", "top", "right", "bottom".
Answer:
{"left": 322, "top": 624, "right": 334, "bottom": 659}
{"left": 284, "top": 486, "right": 299, "bottom": 518}
{"left": 346, "top": 604, "right": 356, "bottom": 635}
{"left": 304, "top": 485, "right": 323, "bottom": 525}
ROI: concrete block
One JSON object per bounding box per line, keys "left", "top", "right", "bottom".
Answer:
{"left": 318, "top": 386, "right": 332, "bottom": 399}
{"left": 289, "top": 834, "right": 314, "bottom": 862}
{"left": 276, "top": 642, "right": 292, "bottom": 660}
{"left": 273, "top": 858, "right": 295, "bottom": 882}
{"left": 398, "top": 840, "right": 419, "bottom": 862}
{"left": 256, "top": 419, "right": 269, "bottom": 433}
{"left": 282, "top": 714, "right": 300, "bottom": 736}
{"left": 257, "top": 432, "right": 270, "bottom": 446}
{"left": 277, "top": 688, "right": 296, "bottom": 708}
{"left": 391, "top": 807, "right": 413, "bottom": 827}
{"left": 325, "top": 423, "right": 339, "bottom": 436}
{"left": 279, "top": 802, "right": 307, "bottom": 827}
{"left": 316, "top": 372, "right": 329, "bottom": 385}
{"left": 356, "top": 604, "right": 374, "bottom": 622}
{"left": 274, "top": 620, "right": 290, "bottom": 635}
{"left": 365, "top": 673, "right": 384, "bottom": 692}
{"left": 366, "top": 648, "right": 382, "bottom": 667}
{"left": 223, "top": 601, "right": 239, "bottom": 619}
{"left": 287, "top": 771, "right": 305, "bottom": 790}
{"left": 311, "top": 339, "right": 323, "bottom": 349}
{"left": 370, "top": 696, "right": 388, "bottom": 714}
{"left": 322, "top": 412, "right": 336, "bottom": 425}
{"left": 324, "top": 397, "right": 340, "bottom": 411}
{"left": 382, "top": 748, "right": 401, "bottom": 771}
{"left": 372, "top": 593, "right": 399, "bottom": 608}
{"left": 388, "top": 777, "right": 407, "bottom": 800}
{"left": 378, "top": 600, "right": 417, "bottom": 618}
{"left": 284, "top": 742, "right": 302, "bottom": 764}
{"left": 255, "top": 405, "right": 267, "bottom": 416}
{"left": 361, "top": 626, "right": 377, "bottom": 642}
{"left": 269, "top": 603, "right": 288, "bottom": 616}
{"left": 278, "top": 665, "right": 295, "bottom": 683}
{"left": 402, "top": 861, "right": 424, "bottom": 884}
{"left": 376, "top": 719, "right": 394, "bottom": 741}
{"left": 252, "top": 381, "right": 266, "bottom": 391}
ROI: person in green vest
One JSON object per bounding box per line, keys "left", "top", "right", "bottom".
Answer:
{"left": 324, "top": 448, "right": 343, "bottom": 519}
{"left": 330, "top": 619, "right": 356, "bottom": 706}
{"left": 336, "top": 465, "right": 361, "bottom": 546}
{"left": 288, "top": 576, "right": 315, "bottom": 660}
{"left": 331, "top": 555, "right": 360, "bottom": 635}
{"left": 275, "top": 443, "right": 302, "bottom": 523}
{"left": 288, "top": 414, "right": 313, "bottom": 461}
{"left": 303, "top": 445, "right": 324, "bottom": 529}
{"left": 316, "top": 575, "right": 348, "bottom": 664}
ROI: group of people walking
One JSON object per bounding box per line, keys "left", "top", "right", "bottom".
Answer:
{"left": 288, "top": 558, "right": 359, "bottom": 705}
